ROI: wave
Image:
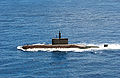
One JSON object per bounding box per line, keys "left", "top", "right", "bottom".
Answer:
{"left": 17, "top": 43, "right": 120, "bottom": 52}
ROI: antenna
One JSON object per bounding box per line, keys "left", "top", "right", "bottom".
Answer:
{"left": 59, "top": 31, "right": 61, "bottom": 39}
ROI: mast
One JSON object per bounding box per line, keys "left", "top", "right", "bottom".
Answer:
{"left": 59, "top": 31, "right": 61, "bottom": 39}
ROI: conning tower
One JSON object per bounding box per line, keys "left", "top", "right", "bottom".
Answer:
{"left": 52, "top": 31, "right": 68, "bottom": 45}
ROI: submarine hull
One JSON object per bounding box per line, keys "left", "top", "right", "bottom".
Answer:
{"left": 22, "top": 44, "right": 99, "bottom": 49}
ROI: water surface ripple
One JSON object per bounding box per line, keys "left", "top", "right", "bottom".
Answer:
{"left": 0, "top": 0, "right": 120, "bottom": 78}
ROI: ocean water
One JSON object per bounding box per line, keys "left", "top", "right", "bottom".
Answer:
{"left": 0, "top": 0, "right": 120, "bottom": 78}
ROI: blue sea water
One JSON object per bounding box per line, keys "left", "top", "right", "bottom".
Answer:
{"left": 0, "top": 0, "right": 120, "bottom": 78}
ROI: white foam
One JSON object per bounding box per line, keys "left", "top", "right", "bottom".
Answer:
{"left": 32, "top": 43, "right": 45, "bottom": 45}
{"left": 17, "top": 46, "right": 26, "bottom": 51}
{"left": 17, "top": 43, "right": 120, "bottom": 52}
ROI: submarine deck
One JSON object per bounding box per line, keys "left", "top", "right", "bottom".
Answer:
{"left": 22, "top": 44, "right": 99, "bottom": 49}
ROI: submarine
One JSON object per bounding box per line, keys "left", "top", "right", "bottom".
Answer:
{"left": 18, "top": 31, "right": 108, "bottom": 51}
